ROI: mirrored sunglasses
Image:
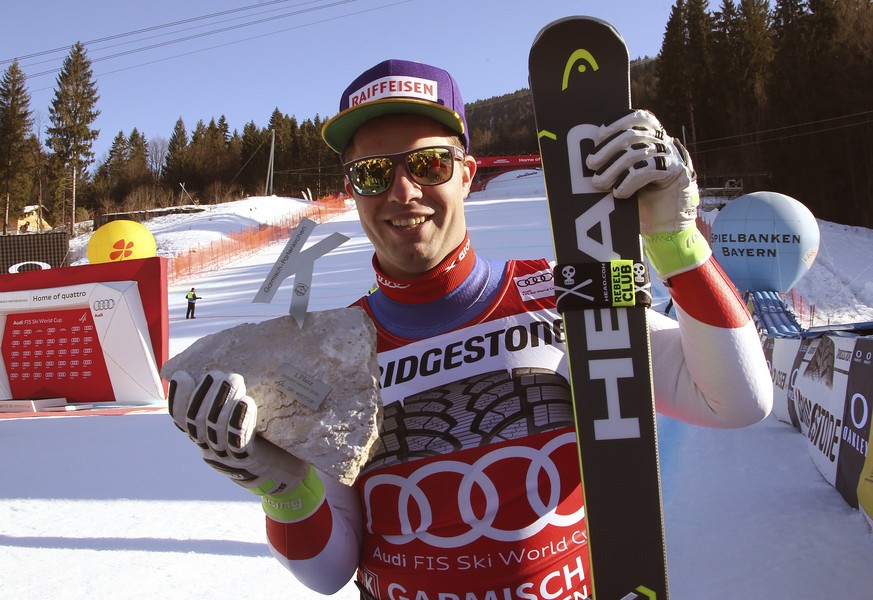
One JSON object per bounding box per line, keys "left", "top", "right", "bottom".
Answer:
{"left": 343, "top": 145, "right": 465, "bottom": 196}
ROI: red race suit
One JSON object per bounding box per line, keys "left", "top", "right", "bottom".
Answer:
{"left": 263, "top": 233, "right": 772, "bottom": 600}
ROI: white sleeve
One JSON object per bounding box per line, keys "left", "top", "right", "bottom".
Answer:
{"left": 649, "top": 308, "right": 772, "bottom": 427}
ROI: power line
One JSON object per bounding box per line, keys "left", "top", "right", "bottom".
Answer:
{"left": 1, "top": 0, "right": 308, "bottom": 65}
{"left": 5, "top": 0, "right": 413, "bottom": 91}
{"left": 16, "top": 1, "right": 321, "bottom": 70}
{"left": 691, "top": 111, "right": 873, "bottom": 155}
{"left": 692, "top": 110, "right": 873, "bottom": 147}
{"left": 16, "top": 0, "right": 362, "bottom": 79}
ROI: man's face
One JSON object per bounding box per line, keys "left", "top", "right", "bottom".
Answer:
{"left": 343, "top": 114, "right": 476, "bottom": 280}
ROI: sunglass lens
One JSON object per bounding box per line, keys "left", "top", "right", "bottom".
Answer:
{"left": 406, "top": 148, "right": 452, "bottom": 185}
{"left": 349, "top": 157, "right": 393, "bottom": 195}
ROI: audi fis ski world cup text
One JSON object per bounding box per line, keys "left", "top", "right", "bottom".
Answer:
{"left": 370, "top": 531, "right": 588, "bottom": 571}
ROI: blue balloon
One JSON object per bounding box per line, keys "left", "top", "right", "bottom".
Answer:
{"left": 710, "top": 191, "right": 819, "bottom": 292}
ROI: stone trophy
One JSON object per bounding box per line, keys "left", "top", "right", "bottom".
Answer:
{"left": 161, "top": 218, "right": 382, "bottom": 485}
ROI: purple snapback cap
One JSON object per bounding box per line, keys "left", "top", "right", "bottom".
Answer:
{"left": 322, "top": 59, "right": 468, "bottom": 154}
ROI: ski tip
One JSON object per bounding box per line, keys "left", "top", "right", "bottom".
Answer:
{"left": 530, "top": 15, "right": 627, "bottom": 48}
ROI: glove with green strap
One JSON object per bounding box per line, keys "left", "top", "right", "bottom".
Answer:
{"left": 586, "top": 109, "right": 710, "bottom": 281}
{"left": 168, "top": 370, "right": 323, "bottom": 520}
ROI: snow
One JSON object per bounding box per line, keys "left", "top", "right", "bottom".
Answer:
{"left": 793, "top": 220, "right": 873, "bottom": 326}
{"left": 3, "top": 170, "right": 873, "bottom": 599}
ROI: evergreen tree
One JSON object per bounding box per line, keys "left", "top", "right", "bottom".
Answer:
{"left": 772, "top": 0, "right": 809, "bottom": 38}
{"left": 185, "top": 119, "right": 208, "bottom": 194}
{"left": 239, "top": 120, "right": 270, "bottom": 195}
{"left": 116, "top": 128, "right": 161, "bottom": 210}
{"left": 630, "top": 57, "right": 659, "bottom": 113}
{"left": 705, "top": 0, "right": 746, "bottom": 180}
{"left": 718, "top": 0, "right": 773, "bottom": 187}
{"left": 125, "top": 128, "right": 151, "bottom": 191}
{"left": 27, "top": 1, "right": 871, "bottom": 225}
{"left": 736, "top": 0, "right": 773, "bottom": 118}
{"left": 309, "top": 114, "right": 339, "bottom": 198}
{"left": 655, "top": 0, "right": 718, "bottom": 162}
{"left": 217, "top": 115, "right": 231, "bottom": 143}
{"left": 769, "top": 0, "right": 812, "bottom": 106}
{"left": 269, "top": 109, "right": 298, "bottom": 195}
{"left": 295, "top": 117, "right": 320, "bottom": 198}
{"left": 466, "top": 90, "right": 538, "bottom": 156}
{"left": 794, "top": 0, "right": 873, "bottom": 225}
{"left": 201, "top": 118, "right": 229, "bottom": 199}
{"left": 162, "top": 118, "right": 191, "bottom": 198}
{"left": 766, "top": 0, "right": 813, "bottom": 207}
{"left": 92, "top": 130, "right": 129, "bottom": 205}
{"left": 225, "top": 130, "right": 243, "bottom": 189}
{"left": 0, "top": 59, "right": 34, "bottom": 234}
{"left": 45, "top": 41, "right": 100, "bottom": 235}
{"left": 681, "top": 0, "right": 717, "bottom": 173}
{"left": 656, "top": 1, "right": 692, "bottom": 133}
{"left": 185, "top": 117, "right": 241, "bottom": 202}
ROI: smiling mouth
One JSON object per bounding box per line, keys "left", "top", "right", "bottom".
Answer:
{"left": 390, "top": 216, "right": 427, "bottom": 227}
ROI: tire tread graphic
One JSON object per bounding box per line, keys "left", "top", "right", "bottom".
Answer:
{"left": 365, "top": 368, "right": 572, "bottom": 472}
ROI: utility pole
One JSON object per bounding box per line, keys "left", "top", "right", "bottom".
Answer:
{"left": 70, "top": 165, "right": 77, "bottom": 238}
{"left": 180, "top": 182, "right": 196, "bottom": 205}
{"left": 264, "top": 129, "right": 275, "bottom": 196}
{"left": 4, "top": 157, "right": 9, "bottom": 234}
{"left": 35, "top": 114, "right": 45, "bottom": 232}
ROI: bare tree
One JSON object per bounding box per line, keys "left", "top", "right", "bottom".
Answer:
{"left": 148, "top": 136, "right": 169, "bottom": 181}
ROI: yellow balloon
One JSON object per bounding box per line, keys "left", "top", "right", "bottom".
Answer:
{"left": 87, "top": 220, "right": 157, "bottom": 264}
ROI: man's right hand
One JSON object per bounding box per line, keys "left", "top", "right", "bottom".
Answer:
{"left": 168, "top": 370, "right": 309, "bottom": 496}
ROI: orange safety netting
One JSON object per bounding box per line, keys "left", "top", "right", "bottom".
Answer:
{"left": 167, "top": 196, "right": 353, "bottom": 284}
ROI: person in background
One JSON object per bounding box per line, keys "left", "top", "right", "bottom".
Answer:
{"left": 185, "top": 287, "right": 201, "bottom": 319}
{"left": 168, "top": 59, "right": 773, "bottom": 599}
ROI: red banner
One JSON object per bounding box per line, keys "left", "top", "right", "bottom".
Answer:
{"left": 0, "top": 257, "right": 169, "bottom": 404}
{"left": 3, "top": 308, "right": 114, "bottom": 403}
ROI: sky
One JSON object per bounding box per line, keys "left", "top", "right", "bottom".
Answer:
{"left": 1, "top": 0, "right": 676, "bottom": 162}
{"left": 3, "top": 172, "right": 873, "bottom": 599}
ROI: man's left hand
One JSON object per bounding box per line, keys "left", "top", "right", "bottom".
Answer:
{"left": 586, "top": 109, "right": 698, "bottom": 235}
{"left": 586, "top": 109, "right": 710, "bottom": 279}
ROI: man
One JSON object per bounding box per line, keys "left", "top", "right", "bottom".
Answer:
{"left": 168, "top": 59, "right": 772, "bottom": 598}
{"left": 185, "top": 287, "right": 201, "bottom": 319}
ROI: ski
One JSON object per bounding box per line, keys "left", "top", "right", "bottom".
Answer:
{"left": 528, "top": 16, "right": 668, "bottom": 599}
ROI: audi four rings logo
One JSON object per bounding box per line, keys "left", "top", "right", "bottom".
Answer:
{"left": 516, "top": 271, "right": 554, "bottom": 288}
{"left": 92, "top": 299, "right": 115, "bottom": 311}
{"left": 362, "top": 432, "right": 583, "bottom": 549}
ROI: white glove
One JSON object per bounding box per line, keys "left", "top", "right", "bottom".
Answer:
{"left": 586, "top": 109, "right": 710, "bottom": 279}
{"left": 169, "top": 370, "right": 309, "bottom": 497}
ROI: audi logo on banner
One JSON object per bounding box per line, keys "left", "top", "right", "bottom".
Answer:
{"left": 92, "top": 299, "right": 115, "bottom": 311}
{"left": 516, "top": 271, "right": 554, "bottom": 287}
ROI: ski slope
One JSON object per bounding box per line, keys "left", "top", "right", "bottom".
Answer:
{"left": 2, "top": 170, "right": 873, "bottom": 599}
